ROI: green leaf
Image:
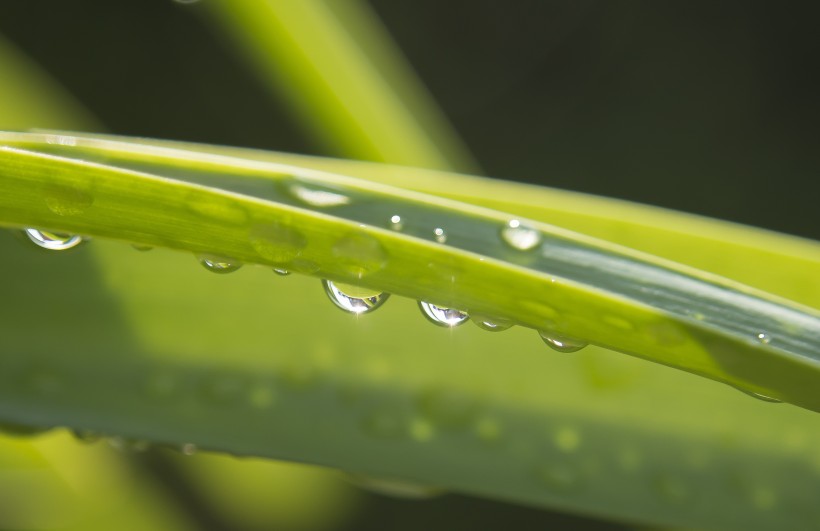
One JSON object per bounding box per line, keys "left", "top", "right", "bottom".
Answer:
{"left": 1, "top": 130, "right": 820, "bottom": 530}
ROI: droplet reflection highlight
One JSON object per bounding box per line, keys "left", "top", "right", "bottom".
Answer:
{"left": 501, "top": 220, "right": 542, "bottom": 251}
{"left": 24, "top": 229, "right": 83, "bottom": 250}
{"left": 198, "top": 254, "right": 242, "bottom": 274}
{"left": 418, "top": 301, "right": 469, "bottom": 327}
{"left": 538, "top": 330, "right": 588, "bottom": 352}
{"left": 323, "top": 280, "right": 389, "bottom": 315}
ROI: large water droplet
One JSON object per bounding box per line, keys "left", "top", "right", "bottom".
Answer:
{"left": 501, "top": 219, "right": 542, "bottom": 251}
{"left": 471, "top": 315, "right": 513, "bottom": 332}
{"left": 433, "top": 228, "right": 447, "bottom": 243}
{"left": 24, "top": 228, "right": 83, "bottom": 250}
{"left": 418, "top": 301, "right": 468, "bottom": 327}
{"left": 323, "top": 280, "right": 389, "bottom": 314}
{"left": 538, "top": 330, "right": 587, "bottom": 352}
{"left": 198, "top": 254, "right": 242, "bottom": 274}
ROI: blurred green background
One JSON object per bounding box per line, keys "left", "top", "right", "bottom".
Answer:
{"left": 0, "top": 1, "right": 817, "bottom": 530}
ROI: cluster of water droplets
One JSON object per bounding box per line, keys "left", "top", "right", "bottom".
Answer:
{"left": 18, "top": 214, "right": 782, "bottom": 403}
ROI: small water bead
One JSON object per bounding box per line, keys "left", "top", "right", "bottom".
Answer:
{"left": 272, "top": 268, "right": 291, "bottom": 276}
{"left": 538, "top": 330, "right": 588, "bottom": 353}
{"left": 501, "top": 219, "right": 542, "bottom": 251}
{"left": 180, "top": 443, "right": 198, "bottom": 455}
{"left": 197, "top": 254, "right": 242, "bottom": 274}
{"left": 323, "top": 280, "right": 389, "bottom": 315}
{"left": 389, "top": 215, "right": 403, "bottom": 231}
{"left": 433, "top": 228, "right": 447, "bottom": 243}
{"left": 288, "top": 184, "right": 351, "bottom": 207}
{"left": 471, "top": 315, "right": 513, "bottom": 332}
{"left": 24, "top": 228, "right": 83, "bottom": 250}
{"left": 418, "top": 301, "right": 468, "bottom": 327}
{"left": 756, "top": 332, "right": 771, "bottom": 344}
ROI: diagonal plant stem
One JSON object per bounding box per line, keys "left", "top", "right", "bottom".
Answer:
{"left": 203, "top": 0, "right": 478, "bottom": 172}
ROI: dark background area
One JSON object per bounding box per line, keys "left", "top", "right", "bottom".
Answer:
{"left": 0, "top": 1, "right": 818, "bottom": 529}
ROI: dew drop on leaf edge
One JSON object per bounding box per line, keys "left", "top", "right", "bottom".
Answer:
{"left": 323, "top": 280, "right": 389, "bottom": 315}
{"left": 197, "top": 254, "right": 242, "bottom": 274}
{"left": 538, "top": 330, "right": 588, "bottom": 353}
{"left": 418, "top": 301, "right": 469, "bottom": 327}
{"left": 24, "top": 228, "right": 83, "bottom": 250}
{"left": 471, "top": 315, "right": 513, "bottom": 332}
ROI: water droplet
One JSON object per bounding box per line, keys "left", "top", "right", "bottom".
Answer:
{"left": 181, "top": 443, "right": 198, "bottom": 455}
{"left": 756, "top": 332, "right": 771, "bottom": 344}
{"left": 471, "top": 315, "right": 513, "bottom": 332}
{"left": 433, "top": 228, "right": 447, "bottom": 243}
{"left": 389, "top": 215, "right": 403, "bottom": 231}
{"left": 132, "top": 244, "right": 153, "bottom": 252}
{"left": 346, "top": 475, "right": 443, "bottom": 499}
{"left": 24, "top": 229, "right": 83, "bottom": 250}
{"left": 249, "top": 222, "right": 307, "bottom": 264}
{"left": 323, "top": 280, "right": 389, "bottom": 314}
{"left": 418, "top": 301, "right": 468, "bottom": 327}
{"left": 288, "top": 183, "right": 351, "bottom": 207}
{"left": 44, "top": 183, "right": 93, "bottom": 216}
{"left": 735, "top": 387, "right": 781, "bottom": 403}
{"left": 272, "top": 268, "right": 291, "bottom": 276}
{"left": 198, "top": 254, "right": 242, "bottom": 274}
{"left": 332, "top": 232, "right": 387, "bottom": 277}
{"left": 538, "top": 330, "right": 587, "bottom": 352}
{"left": 501, "top": 219, "right": 542, "bottom": 251}
{"left": 188, "top": 195, "right": 248, "bottom": 224}
{"left": 107, "top": 437, "right": 150, "bottom": 453}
